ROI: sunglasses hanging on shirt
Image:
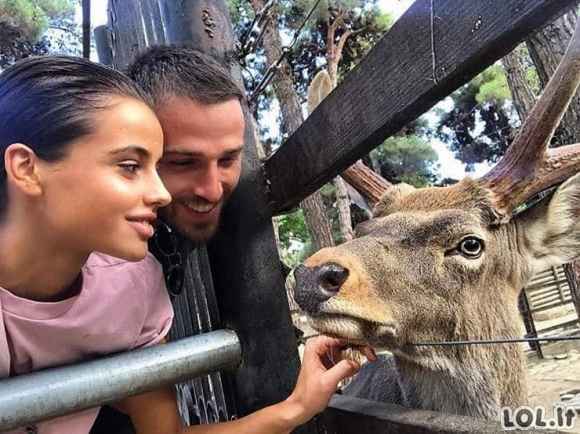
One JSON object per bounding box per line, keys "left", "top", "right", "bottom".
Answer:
{"left": 152, "top": 224, "right": 185, "bottom": 298}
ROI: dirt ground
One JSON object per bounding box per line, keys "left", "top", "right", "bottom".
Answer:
{"left": 527, "top": 338, "right": 580, "bottom": 433}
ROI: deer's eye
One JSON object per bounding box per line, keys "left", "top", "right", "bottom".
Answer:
{"left": 457, "top": 237, "right": 483, "bottom": 258}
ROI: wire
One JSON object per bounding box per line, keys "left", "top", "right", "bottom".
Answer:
{"left": 408, "top": 335, "right": 580, "bottom": 346}
{"left": 249, "top": 0, "right": 324, "bottom": 104}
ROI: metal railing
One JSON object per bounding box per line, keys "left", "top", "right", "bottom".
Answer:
{"left": 0, "top": 329, "right": 241, "bottom": 431}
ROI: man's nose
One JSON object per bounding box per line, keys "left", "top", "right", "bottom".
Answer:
{"left": 194, "top": 164, "right": 223, "bottom": 203}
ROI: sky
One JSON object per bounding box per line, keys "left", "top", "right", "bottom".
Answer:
{"left": 84, "top": 0, "right": 489, "bottom": 180}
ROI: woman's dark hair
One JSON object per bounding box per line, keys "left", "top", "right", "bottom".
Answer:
{"left": 0, "top": 55, "right": 153, "bottom": 219}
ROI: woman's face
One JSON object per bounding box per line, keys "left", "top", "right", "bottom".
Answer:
{"left": 38, "top": 97, "right": 171, "bottom": 261}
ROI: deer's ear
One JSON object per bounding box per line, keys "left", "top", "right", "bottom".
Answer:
{"left": 372, "top": 183, "right": 415, "bottom": 218}
{"left": 354, "top": 218, "right": 382, "bottom": 238}
{"left": 356, "top": 183, "right": 416, "bottom": 238}
{"left": 520, "top": 172, "right": 580, "bottom": 272}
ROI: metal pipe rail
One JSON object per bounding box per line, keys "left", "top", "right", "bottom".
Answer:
{"left": 0, "top": 329, "right": 241, "bottom": 431}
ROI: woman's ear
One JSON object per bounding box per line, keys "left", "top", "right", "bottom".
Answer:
{"left": 4, "top": 144, "right": 43, "bottom": 197}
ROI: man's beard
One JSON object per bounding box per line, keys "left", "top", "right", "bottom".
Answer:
{"left": 159, "top": 202, "right": 222, "bottom": 245}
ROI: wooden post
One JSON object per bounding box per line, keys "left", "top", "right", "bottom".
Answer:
{"left": 157, "top": 1, "right": 314, "bottom": 431}
{"left": 94, "top": 25, "right": 113, "bottom": 66}
{"left": 564, "top": 261, "right": 580, "bottom": 321}
{"left": 518, "top": 289, "right": 543, "bottom": 358}
{"left": 108, "top": 0, "right": 147, "bottom": 70}
{"left": 82, "top": 0, "right": 91, "bottom": 59}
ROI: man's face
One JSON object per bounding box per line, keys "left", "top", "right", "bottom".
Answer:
{"left": 155, "top": 97, "right": 245, "bottom": 243}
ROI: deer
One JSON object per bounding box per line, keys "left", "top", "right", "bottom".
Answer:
{"left": 293, "top": 18, "right": 580, "bottom": 420}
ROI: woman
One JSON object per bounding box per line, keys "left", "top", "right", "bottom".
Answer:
{"left": 0, "top": 55, "right": 372, "bottom": 434}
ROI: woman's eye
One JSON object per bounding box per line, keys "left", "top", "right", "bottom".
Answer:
{"left": 119, "top": 162, "right": 139, "bottom": 174}
{"left": 457, "top": 237, "right": 483, "bottom": 258}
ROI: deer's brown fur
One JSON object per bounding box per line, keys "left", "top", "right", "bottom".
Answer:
{"left": 294, "top": 17, "right": 580, "bottom": 421}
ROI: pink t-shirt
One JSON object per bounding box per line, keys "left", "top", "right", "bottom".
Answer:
{"left": 0, "top": 252, "right": 174, "bottom": 434}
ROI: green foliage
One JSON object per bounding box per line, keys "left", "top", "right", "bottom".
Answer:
{"left": 231, "top": 0, "right": 392, "bottom": 111}
{"left": 0, "top": 0, "right": 74, "bottom": 39}
{"left": 276, "top": 210, "right": 312, "bottom": 268}
{"left": 279, "top": 239, "right": 312, "bottom": 269}
{"left": 371, "top": 135, "right": 439, "bottom": 188}
{"left": 285, "top": 0, "right": 393, "bottom": 95}
{"left": 473, "top": 65, "right": 511, "bottom": 106}
{"left": 277, "top": 209, "right": 309, "bottom": 249}
{"left": 434, "top": 64, "right": 514, "bottom": 170}
{"left": 0, "top": 0, "right": 76, "bottom": 67}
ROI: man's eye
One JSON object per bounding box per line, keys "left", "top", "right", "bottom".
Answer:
{"left": 219, "top": 157, "right": 237, "bottom": 165}
{"left": 167, "top": 160, "right": 195, "bottom": 167}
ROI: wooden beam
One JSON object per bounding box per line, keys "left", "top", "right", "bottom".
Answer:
{"left": 264, "top": 0, "right": 580, "bottom": 214}
{"left": 320, "top": 395, "right": 558, "bottom": 433}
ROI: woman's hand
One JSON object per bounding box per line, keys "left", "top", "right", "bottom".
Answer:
{"left": 282, "top": 336, "right": 377, "bottom": 427}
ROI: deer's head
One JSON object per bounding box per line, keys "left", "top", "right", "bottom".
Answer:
{"left": 294, "top": 22, "right": 580, "bottom": 356}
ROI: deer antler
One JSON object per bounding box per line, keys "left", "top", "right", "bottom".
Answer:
{"left": 479, "top": 18, "right": 580, "bottom": 215}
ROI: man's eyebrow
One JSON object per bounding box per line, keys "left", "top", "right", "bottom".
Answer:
{"left": 224, "top": 145, "right": 244, "bottom": 156}
{"left": 109, "top": 145, "right": 151, "bottom": 159}
{"left": 163, "top": 144, "right": 244, "bottom": 158}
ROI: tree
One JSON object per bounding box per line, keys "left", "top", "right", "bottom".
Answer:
{"left": 286, "top": 0, "right": 392, "bottom": 96}
{"left": 245, "top": 0, "right": 393, "bottom": 250}
{"left": 526, "top": 8, "right": 580, "bottom": 147}
{"left": 370, "top": 135, "right": 439, "bottom": 188}
{"left": 0, "top": 0, "right": 77, "bottom": 67}
{"left": 303, "top": 3, "right": 391, "bottom": 243}
{"left": 502, "top": 44, "right": 537, "bottom": 122}
{"left": 248, "top": 0, "right": 336, "bottom": 254}
{"left": 231, "top": 1, "right": 441, "bottom": 252}
{"left": 434, "top": 65, "right": 515, "bottom": 171}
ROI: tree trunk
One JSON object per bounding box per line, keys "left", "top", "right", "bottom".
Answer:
{"left": 508, "top": 9, "right": 580, "bottom": 323}
{"left": 526, "top": 9, "right": 580, "bottom": 147}
{"left": 502, "top": 45, "right": 537, "bottom": 122}
{"left": 333, "top": 177, "right": 353, "bottom": 241}
{"left": 252, "top": 0, "right": 334, "bottom": 252}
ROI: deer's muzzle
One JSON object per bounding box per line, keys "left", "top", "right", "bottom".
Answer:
{"left": 293, "top": 263, "right": 349, "bottom": 313}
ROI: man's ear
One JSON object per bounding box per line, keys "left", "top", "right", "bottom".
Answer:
{"left": 517, "top": 172, "right": 580, "bottom": 273}
{"left": 4, "top": 144, "right": 43, "bottom": 197}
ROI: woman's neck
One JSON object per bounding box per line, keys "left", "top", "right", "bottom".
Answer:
{"left": 0, "top": 221, "right": 89, "bottom": 302}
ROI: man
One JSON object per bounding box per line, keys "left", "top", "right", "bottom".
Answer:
{"left": 127, "top": 46, "right": 245, "bottom": 245}
{"left": 89, "top": 45, "right": 375, "bottom": 434}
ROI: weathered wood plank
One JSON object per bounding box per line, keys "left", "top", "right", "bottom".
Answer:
{"left": 108, "top": 0, "right": 146, "bottom": 70}
{"left": 94, "top": 25, "right": 113, "bottom": 66}
{"left": 319, "top": 395, "right": 563, "bottom": 433}
{"left": 264, "top": 0, "right": 580, "bottom": 214}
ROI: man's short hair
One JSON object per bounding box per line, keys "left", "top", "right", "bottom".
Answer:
{"left": 126, "top": 45, "right": 244, "bottom": 106}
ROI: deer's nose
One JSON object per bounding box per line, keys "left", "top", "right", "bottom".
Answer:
{"left": 293, "top": 263, "right": 349, "bottom": 313}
